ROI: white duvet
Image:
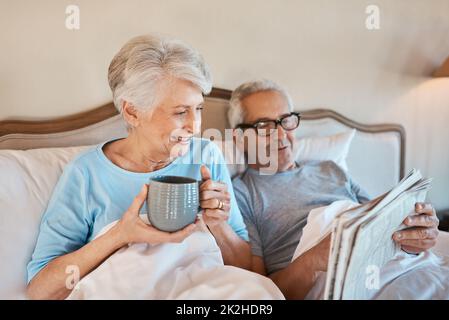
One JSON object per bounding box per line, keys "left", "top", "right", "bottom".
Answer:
{"left": 66, "top": 202, "right": 449, "bottom": 300}
{"left": 292, "top": 200, "right": 449, "bottom": 300}
{"left": 66, "top": 215, "right": 284, "bottom": 300}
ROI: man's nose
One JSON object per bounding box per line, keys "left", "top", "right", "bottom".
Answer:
{"left": 277, "top": 125, "right": 287, "bottom": 140}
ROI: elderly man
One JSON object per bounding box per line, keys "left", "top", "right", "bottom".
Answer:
{"left": 230, "top": 80, "right": 440, "bottom": 300}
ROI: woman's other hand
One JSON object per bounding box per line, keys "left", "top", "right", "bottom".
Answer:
{"left": 113, "top": 184, "right": 198, "bottom": 247}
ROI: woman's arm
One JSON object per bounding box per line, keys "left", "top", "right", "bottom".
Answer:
{"left": 208, "top": 222, "right": 252, "bottom": 269}
{"left": 27, "top": 184, "right": 198, "bottom": 300}
{"left": 199, "top": 165, "right": 252, "bottom": 270}
{"left": 27, "top": 223, "right": 123, "bottom": 299}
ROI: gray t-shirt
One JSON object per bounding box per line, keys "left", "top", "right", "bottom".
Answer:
{"left": 232, "top": 160, "right": 370, "bottom": 275}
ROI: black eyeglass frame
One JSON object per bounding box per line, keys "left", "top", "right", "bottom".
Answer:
{"left": 236, "top": 112, "right": 301, "bottom": 136}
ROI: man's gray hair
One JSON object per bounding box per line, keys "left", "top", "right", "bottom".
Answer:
{"left": 108, "top": 34, "right": 212, "bottom": 117}
{"left": 228, "top": 79, "right": 293, "bottom": 128}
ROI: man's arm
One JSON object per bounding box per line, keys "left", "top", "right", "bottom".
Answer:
{"left": 251, "top": 235, "right": 331, "bottom": 300}
{"left": 251, "top": 255, "right": 317, "bottom": 299}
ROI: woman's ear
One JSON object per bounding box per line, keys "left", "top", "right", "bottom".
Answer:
{"left": 122, "top": 101, "right": 140, "bottom": 128}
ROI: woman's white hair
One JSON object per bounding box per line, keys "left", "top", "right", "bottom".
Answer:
{"left": 108, "top": 34, "right": 212, "bottom": 121}
{"left": 228, "top": 79, "right": 293, "bottom": 128}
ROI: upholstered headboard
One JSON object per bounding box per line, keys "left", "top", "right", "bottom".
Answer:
{"left": 0, "top": 87, "right": 404, "bottom": 198}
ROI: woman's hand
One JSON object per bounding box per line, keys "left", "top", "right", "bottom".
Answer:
{"left": 27, "top": 184, "right": 197, "bottom": 300}
{"left": 113, "top": 184, "right": 198, "bottom": 247}
{"left": 198, "top": 165, "right": 251, "bottom": 270}
{"left": 199, "top": 165, "right": 231, "bottom": 228}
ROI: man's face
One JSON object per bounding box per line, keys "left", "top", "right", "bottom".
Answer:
{"left": 239, "top": 90, "right": 297, "bottom": 173}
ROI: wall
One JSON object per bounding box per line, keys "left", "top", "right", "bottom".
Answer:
{"left": 1, "top": 0, "right": 448, "bottom": 210}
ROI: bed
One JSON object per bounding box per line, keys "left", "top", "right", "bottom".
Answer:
{"left": 0, "top": 87, "right": 447, "bottom": 299}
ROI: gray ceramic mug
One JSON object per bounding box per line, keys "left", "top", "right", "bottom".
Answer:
{"left": 147, "top": 175, "right": 199, "bottom": 232}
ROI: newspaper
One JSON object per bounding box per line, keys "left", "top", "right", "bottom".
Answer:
{"left": 324, "top": 168, "right": 432, "bottom": 300}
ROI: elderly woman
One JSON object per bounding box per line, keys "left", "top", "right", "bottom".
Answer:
{"left": 26, "top": 35, "right": 251, "bottom": 299}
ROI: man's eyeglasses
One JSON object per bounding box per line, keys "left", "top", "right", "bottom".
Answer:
{"left": 236, "top": 112, "right": 301, "bottom": 137}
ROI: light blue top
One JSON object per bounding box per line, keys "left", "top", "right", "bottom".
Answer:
{"left": 27, "top": 138, "right": 248, "bottom": 283}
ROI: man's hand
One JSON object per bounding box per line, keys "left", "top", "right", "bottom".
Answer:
{"left": 393, "top": 202, "right": 439, "bottom": 254}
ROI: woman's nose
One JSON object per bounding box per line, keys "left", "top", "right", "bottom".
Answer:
{"left": 185, "top": 110, "right": 201, "bottom": 133}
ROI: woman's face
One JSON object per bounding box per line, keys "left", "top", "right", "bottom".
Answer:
{"left": 133, "top": 78, "right": 204, "bottom": 160}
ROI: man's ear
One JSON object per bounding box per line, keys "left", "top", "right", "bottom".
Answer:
{"left": 122, "top": 101, "right": 140, "bottom": 128}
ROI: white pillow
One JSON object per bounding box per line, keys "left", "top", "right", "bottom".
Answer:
{"left": 294, "top": 129, "right": 356, "bottom": 171}
{"left": 213, "top": 129, "right": 356, "bottom": 176}
{"left": 0, "top": 145, "right": 91, "bottom": 299}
